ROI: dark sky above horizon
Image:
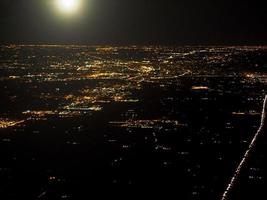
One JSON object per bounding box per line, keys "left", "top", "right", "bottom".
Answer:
{"left": 0, "top": 0, "right": 266, "bottom": 45}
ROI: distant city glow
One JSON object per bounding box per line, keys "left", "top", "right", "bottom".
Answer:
{"left": 0, "top": 119, "right": 25, "bottom": 129}
{"left": 56, "top": 0, "right": 81, "bottom": 14}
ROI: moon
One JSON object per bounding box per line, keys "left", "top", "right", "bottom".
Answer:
{"left": 56, "top": 0, "right": 81, "bottom": 14}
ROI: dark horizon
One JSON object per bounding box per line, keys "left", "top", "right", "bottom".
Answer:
{"left": 0, "top": 42, "right": 267, "bottom": 48}
{"left": 0, "top": 0, "right": 266, "bottom": 45}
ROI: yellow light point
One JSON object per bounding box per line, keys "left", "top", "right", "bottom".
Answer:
{"left": 191, "top": 86, "right": 209, "bottom": 90}
{"left": 56, "top": 0, "right": 81, "bottom": 14}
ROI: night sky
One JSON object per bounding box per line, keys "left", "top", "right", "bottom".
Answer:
{"left": 0, "top": 0, "right": 266, "bottom": 45}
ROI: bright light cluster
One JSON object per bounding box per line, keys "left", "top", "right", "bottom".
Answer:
{"left": 56, "top": 0, "right": 81, "bottom": 14}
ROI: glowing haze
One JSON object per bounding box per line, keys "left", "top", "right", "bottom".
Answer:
{"left": 56, "top": 0, "right": 81, "bottom": 14}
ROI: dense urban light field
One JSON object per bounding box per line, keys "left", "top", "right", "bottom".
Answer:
{"left": 0, "top": 45, "right": 267, "bottom": 199}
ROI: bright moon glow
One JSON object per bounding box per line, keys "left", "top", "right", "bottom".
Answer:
{"left": 57, "top": 0, "right": 81, "bottom": 14}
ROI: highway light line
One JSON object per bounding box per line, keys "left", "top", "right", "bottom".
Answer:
{"left": 222, "top": 95, "right": 267, "bottom": 200}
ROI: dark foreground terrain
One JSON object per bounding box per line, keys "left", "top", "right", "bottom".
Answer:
{"left": 0, "top": 45, "right": 267, "bottom": 199}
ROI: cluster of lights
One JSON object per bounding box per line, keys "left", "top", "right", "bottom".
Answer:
{"left": 0, "top": 119, "right": 25, "bottom": 129}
